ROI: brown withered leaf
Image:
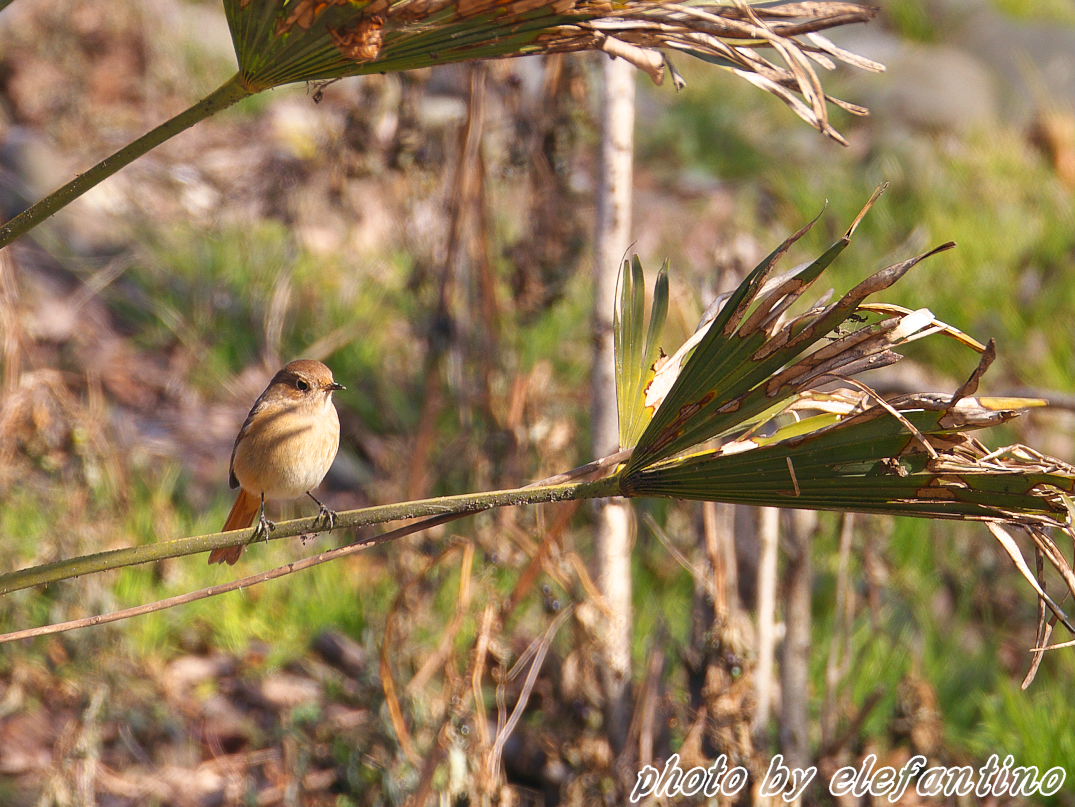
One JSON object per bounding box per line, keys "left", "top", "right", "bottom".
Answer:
{"left": 276, "top": 0, "right": 353, "bottom": 35}
{"left": 330, "top": 14, "right": 387, "bottom": 62}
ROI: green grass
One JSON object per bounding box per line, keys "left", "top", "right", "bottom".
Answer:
{"left": 992, "top": 0, "right": 1075, "bottom": 24}
{"left": 115, "top": 495, "right": 397, "bottom": 661}
{"left": 884, "top": 0, "right": 940, "bottom": 42}
{"left": 970, "top": 680, "right": 1075, "bottom": 775}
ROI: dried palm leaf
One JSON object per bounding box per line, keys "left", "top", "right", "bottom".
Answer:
{"left": 610, "top": 187, "right": 1075, "bottom": 644}
{"left": 228, "top": 0, "right": 881, "bottom": 143}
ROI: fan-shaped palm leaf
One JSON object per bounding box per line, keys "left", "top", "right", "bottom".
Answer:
{"left": 608, "top": 189, "right": 1075, "bottom": 632}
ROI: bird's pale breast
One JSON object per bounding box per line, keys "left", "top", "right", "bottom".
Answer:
{"left": 231, "top": 397, "right": 340, "bottom": 501}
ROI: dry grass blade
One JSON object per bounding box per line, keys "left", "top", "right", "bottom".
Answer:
{"left": 1025, "top": 525, "right": 1075, "bottom": 610}
{"left": 987, "top": 523, "right": 1075, "bottom": 634}
{"left": 406, "top": 541, "right": 476, "bottom": 694}
{"left": 1021, "top": 548, "right": 1052, "bottom": 688}
{"left": 488, "top": 605, "right": 574, "bottom": 783}
{"left": 1029, "top": 635, "right": 1075, "bottom": 652}
{"left": 381, "top": 544, "right": 475, "bottom": 766}
{"left": 470, "top": 605, "right": 498, "bottom": 753}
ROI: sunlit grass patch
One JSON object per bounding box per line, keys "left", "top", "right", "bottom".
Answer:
{"left": 992, "top": 0, "right": 1075, "bottom": 25}
{"left": 969, "top": 675, "right": 1075, "bottom": 782}
{"left": 884, "top": 0, "right": 940, "bottom": 43}
{"left": 115, "top": 538, "right": 391, "bottom": 663}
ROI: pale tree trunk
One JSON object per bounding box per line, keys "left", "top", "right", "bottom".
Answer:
{"left": 780, "top": 509, "right": 817, "bottom": 772}
{"left": 592, "top": 53, "right": 636, "bottom": 754}
{"left": 822, "top": 513, "right": 856, "bottom": 750}
{"left": 753, "top": 506, "right": 780, "bottom": 737}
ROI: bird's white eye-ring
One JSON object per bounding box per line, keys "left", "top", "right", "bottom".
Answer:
{"left": 296, "top": 379, "right": 310, "bottom": 391}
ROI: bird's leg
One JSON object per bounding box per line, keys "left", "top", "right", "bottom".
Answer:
{"left": 307, "top": 491, "right": 339, "bottom": 530}
{"left": 253, "top": 492, "right": 276, "bottom": 542}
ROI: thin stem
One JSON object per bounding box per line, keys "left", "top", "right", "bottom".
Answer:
{"left": 0, "top": 510, "right": 466, "bottom": 645}
{"left": 0, "top": 73, "right": 253, "bottom": 249}
{"left": 0, "top": 475, "right": 621, "bottom": 596}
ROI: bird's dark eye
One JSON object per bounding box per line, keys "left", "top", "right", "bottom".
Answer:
{"left": 296, "top": 379, "right": 310, "bottom": 391}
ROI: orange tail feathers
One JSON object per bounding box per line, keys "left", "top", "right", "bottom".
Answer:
{"left": 209, "top": 489, "right": 260, "bottom": 565}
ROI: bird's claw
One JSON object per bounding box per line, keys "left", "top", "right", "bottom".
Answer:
{"left": 253, "top": 513, "right": 277, "bottom": 543}
{"left": 315, "top": 505, "right": 339, "bottom": 530}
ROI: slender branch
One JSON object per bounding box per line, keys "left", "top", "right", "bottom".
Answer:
{"left": 0, "top": 73, "right": 253, "bottom": 249}
{"left": 0, "top": 510, "right": 468, "bottom": 645}
{"left": 0, "top": 475, "right": 620, "bottom": 596}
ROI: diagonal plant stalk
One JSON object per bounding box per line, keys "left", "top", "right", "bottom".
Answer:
{"left": 0, "top": 510, "right": 480, "bottom": 644}
{"left": 0, "top": 0, "right": 881, "bottom": 249}
{"left": 0, "top": 475, "right": 618, "bottom": 597}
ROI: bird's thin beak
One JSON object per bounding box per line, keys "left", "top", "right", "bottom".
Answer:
{"left": 328, "top": 382, "right": 346, "bottom": 391}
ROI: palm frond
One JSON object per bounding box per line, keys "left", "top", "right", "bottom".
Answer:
{"left": 625, "top": 381, "right": 1074, "bottom": 527}
{"left": 624, "top": 185, "right": 919, "bottom": 475}
{"left": 225, "top": 0, "right": 882, "bottom": 142}
{"left": 611, "top": 189, "right": 1075, "bottom": 636}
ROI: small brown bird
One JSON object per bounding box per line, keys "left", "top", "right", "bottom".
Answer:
{"left": 209, "top": 359, "right": 345, "bottom": 565}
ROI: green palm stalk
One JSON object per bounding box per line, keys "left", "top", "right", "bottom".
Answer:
{"left": 0, "top": 1, "right": 880, "bottom": 248}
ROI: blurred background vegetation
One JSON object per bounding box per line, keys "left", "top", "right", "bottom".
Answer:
{"left": 0, "top": 0, "right": 1073, "bottom": 804}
